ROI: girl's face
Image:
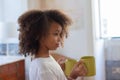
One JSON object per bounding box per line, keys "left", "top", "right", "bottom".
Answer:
{"left": 41, "top": 22, "right": 62, "bottom": 50}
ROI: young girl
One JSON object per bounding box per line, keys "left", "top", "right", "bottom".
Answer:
{"left": 18, "top": 10, "right": 87, "bottom": 80}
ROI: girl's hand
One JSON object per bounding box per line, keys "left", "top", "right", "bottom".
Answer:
{"left": 57, "top": 57, "right": 66, "bottom": 65}
{"left": 57, "top": 57, "right": 67, "bottom": 71}
{"left": 69, "top": 60, "right": 88, "bottom": 79}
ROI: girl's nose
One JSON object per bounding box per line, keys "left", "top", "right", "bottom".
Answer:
{"left": 57, "top": 36, "right": 61, "bottom": 42}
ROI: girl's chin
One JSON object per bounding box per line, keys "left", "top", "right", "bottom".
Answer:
{"left": 49, "top": 46, "right": 59, "bottom": 50}
{"left": 49, "top": 48, "right": 56, "bottom": 50}
{"left": 52, "top": 47, "right": 58, "bottom": 50}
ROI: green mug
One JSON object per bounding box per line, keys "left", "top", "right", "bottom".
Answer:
{"left": 81, "top": 56, "right": 96, "bottom": 76}
{"left": 64, "top": 58, "right": 77, "bottom": 76}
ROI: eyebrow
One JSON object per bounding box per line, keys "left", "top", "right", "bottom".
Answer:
{"left": 54, "top": 29, "right": 60, "bottom": 33}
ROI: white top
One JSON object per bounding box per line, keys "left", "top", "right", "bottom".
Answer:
{"left": 29, "top": 55, "right": 67, "bottom": 80}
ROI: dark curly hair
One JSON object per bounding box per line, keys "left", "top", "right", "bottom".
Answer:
{"left": 18, "top": 10, "right": 72, "bottom": 56}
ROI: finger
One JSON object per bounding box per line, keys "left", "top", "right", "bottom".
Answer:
{"left": 57, "top": 58, "right": 66, "bottom": 64}
{"left": 78, "top": 64, "right": 83, "bottom": 69}
{"left": 78, "top": 66, "right": 87, "bottom": 76}
{"left": 80, "top": 64, "right": 88, "bottom": 76}
{"left": 79, "top": 70, "right": 86, "bottom": 76}
{"left": 83, "top": 65, "right": 88, "bottom": 74}
{"left": 76, "top": 60, "right": 84, "bottom": 66}
{"left": 75, "top": 61, "right": 83, "bottom": 66}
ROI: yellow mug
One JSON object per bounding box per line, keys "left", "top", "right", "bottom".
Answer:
{"left": 81, "top": 56, "right": 96, "bottom": 76}
{"left": 64, "top": 58, "right": 77, "bottom": 76}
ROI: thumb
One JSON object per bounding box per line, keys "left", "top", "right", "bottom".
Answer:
{"left": 75, "top": 59, "right": 84, "bottom": 66}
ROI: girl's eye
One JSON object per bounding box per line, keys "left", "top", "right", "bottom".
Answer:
{"left": 53, "top": 33, "right": 59, "bottom": 36}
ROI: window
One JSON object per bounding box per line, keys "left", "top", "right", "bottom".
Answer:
{"left": 99, "top": 0, "right": 120, "bottom": 38}
{"left": 0, "top": 0, "right": 27, "bottom": 56}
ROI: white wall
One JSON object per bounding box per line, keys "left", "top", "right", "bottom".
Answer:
{"left": 92, "top": 0, "right": 106, "bottom": 80}
{"left": 94, "top": 40, "right": 105, "bottom": 80}
{"left": 0, "top": 0, "right": 28, "bottom": 42}
{"left": 0, "top": 0, "right": 4, "bottom": 21}
{"left": 0, "top": 0, "right": 28, "bottom": 22}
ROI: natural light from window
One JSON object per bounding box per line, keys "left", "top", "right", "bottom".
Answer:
{"left": 100, "top": 0, "right": 120, "bottom": 38}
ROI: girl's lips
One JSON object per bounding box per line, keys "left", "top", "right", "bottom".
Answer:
{"left": 56, "top": 44, "right": 59, "bottom": 47}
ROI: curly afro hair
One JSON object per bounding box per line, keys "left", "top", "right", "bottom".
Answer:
{"left": 18, "top": 9, "right": 72, "bottom": 56}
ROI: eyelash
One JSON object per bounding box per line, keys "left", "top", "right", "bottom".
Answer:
{"left": 52, "top": 32, "right": 63, "bottom": 38}
{"left": 53, "top": 33, "right": 59, "bottom": 36}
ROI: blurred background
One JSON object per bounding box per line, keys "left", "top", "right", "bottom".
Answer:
{"left": 0, "top": 0, "right": 120, "bottom": 80}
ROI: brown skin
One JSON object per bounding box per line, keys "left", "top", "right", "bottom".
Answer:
{"left": 35, "top": 22, "right": 62, "bottom": 58}
{"left": 35, "top": 22, "right": 87, "bottom": 79}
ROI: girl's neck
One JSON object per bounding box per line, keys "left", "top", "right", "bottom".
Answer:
{"left": 35, "top": 49, "right": 50, "bottom": 58}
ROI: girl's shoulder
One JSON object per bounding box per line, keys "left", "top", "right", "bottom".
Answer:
{"left": 30, "top": 57, "right": 53, "bottom": 67}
